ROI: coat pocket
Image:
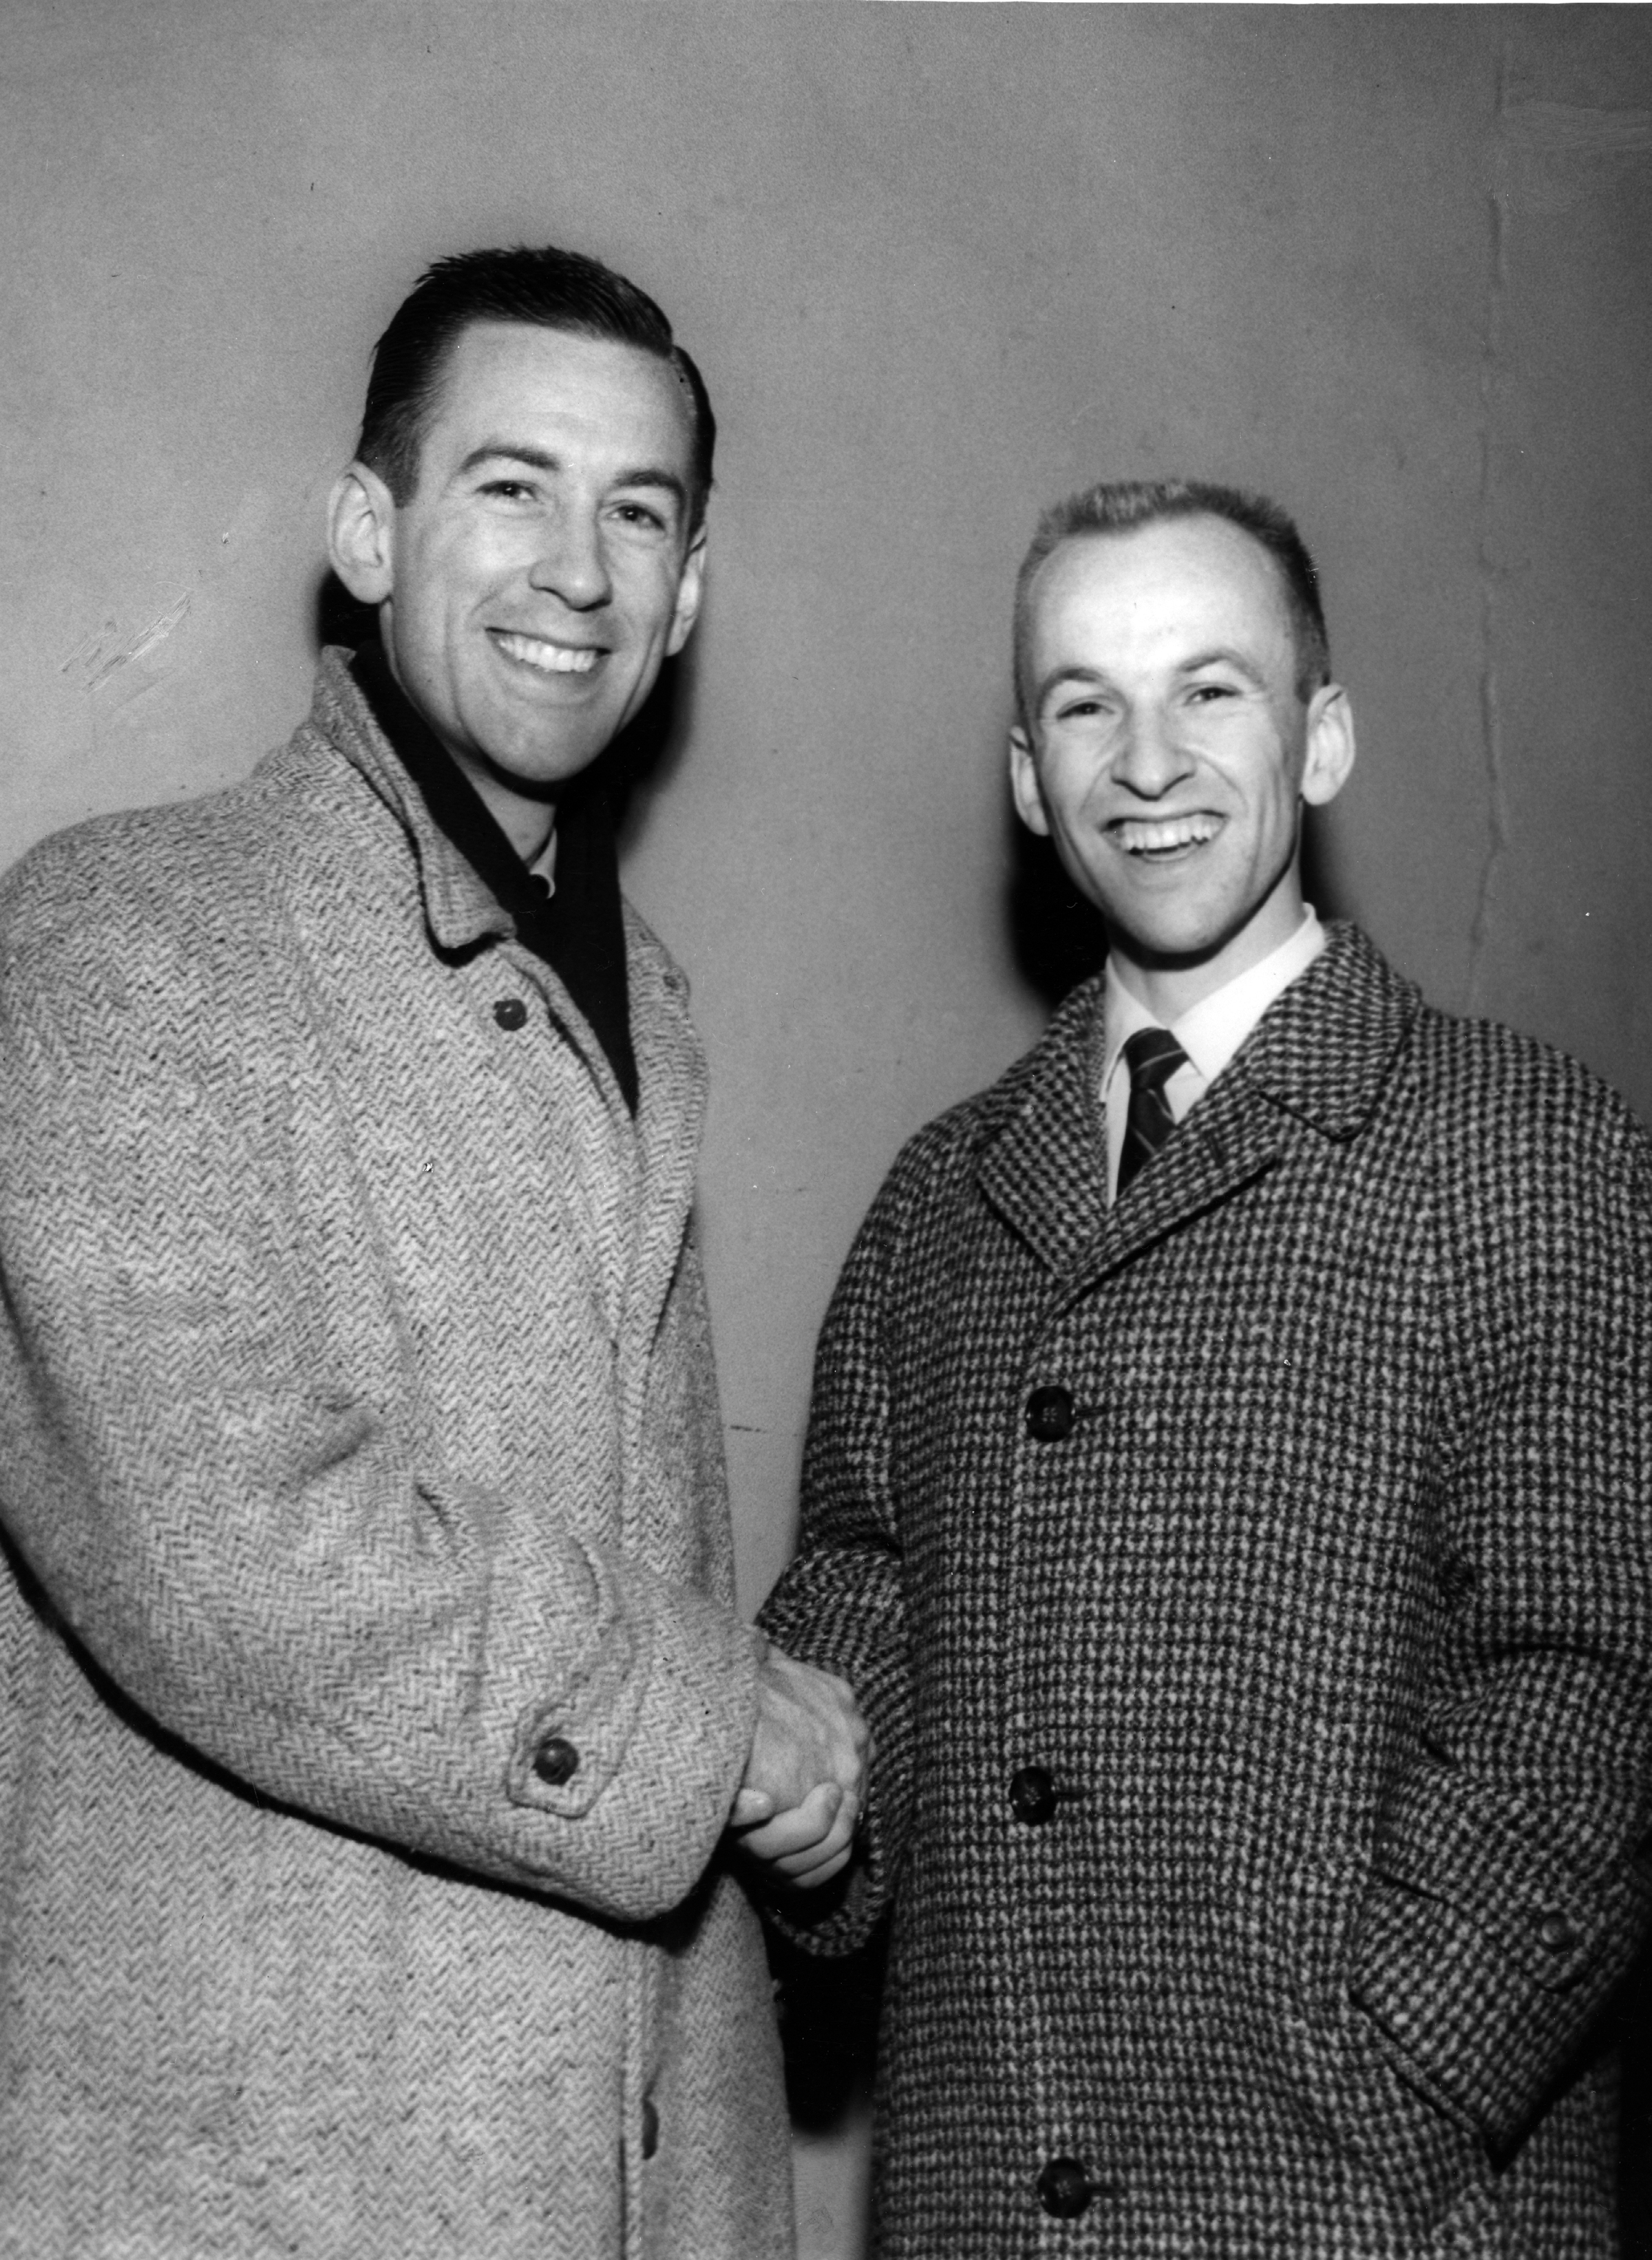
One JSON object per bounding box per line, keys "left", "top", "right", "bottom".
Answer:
{"left": 1229, "top": 1853, "right": 1497, "bottom": 2247}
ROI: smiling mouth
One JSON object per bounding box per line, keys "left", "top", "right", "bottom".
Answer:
{"left": 491, "top": 629, "right": 603, "bottom": 676}
{"left": 1112, "top": 814, "right": 1222, "bottom": 858}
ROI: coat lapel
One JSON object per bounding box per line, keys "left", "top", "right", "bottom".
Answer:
{"left": 620, "top": 910, "right": 706, "bottom": 1354}
{"left": 973, "top": 977, "right": 1114, "bottom": 1277}
{"left": 308, "top": 646, "right": 516, "bottom": 958}
{"left": 975, "top": 924, "right": 1421, "bottom": 1296}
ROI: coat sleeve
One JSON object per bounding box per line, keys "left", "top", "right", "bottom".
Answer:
{"left": 0, "top": 892, "right": 757, "bottom": 1930}
{"left": 1346, "top": 1066, "right": 1652, "bottom": 2148}
{"left": 757, "top": 1153, "right": 925, "bottom": 1956}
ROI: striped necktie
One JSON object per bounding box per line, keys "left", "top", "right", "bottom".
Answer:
{"left": 1116, "top": 1026, "right": 1190, "bottom": 1196}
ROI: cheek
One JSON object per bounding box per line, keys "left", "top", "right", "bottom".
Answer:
{"left": 644, "top": 562, "right": 693, "bottom": 640}
{"left": 1059, "top": 772, "right": 1115, "bottom": 839}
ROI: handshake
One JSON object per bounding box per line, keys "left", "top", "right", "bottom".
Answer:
{"left": 728, "top": 1639, "right": 870, "bottom": 1890}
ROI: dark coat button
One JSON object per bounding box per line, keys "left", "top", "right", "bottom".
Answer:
{"left": 1037, "top": 2158, "right": 1097, "bottom": 2219}
{"left": 494, "top": 996, "right": 529, "bottom": 1031}
{"left": 531, "top": 1734, "right": 580, "bottom": 1786}
{"left": 1536, "top": 1910, "right": 1577, "bottom": 1953}
{"left": 1009, "top": 1766, "right": 1057, "bottom": 1825}
{"left": 641, "top": 2097, "right": 659, "bottom": 2160}
{"left": 1025, "top": 1385, "right": 1075, "bottom": 1441}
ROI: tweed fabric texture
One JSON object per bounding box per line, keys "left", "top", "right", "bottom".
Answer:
{"left": 0, "top": 651, "right": 791, "bottom": 2259}
{"left": 761, "top": 922, "right": 1652, "bottom": 2258}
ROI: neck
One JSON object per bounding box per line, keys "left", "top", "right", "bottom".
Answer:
{"left": 1110, "top": 884, "right": 1307, "bottom": 1023}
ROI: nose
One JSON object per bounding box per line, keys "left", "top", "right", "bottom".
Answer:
{"left": 1112, "top": 705, "right": 1194, "bottom": 800}
{"left": 528, "top": 506, "right": 612, "bottom": 611}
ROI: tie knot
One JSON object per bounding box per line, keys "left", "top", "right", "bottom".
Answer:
{"left": 1122, "top": 1026, "right": 1188, "bottom": 1097}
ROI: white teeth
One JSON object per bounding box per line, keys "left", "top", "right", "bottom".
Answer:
{"left": 494, "top": 631, "right": 600, "bottom": 675}
{"left": 1116, "top": 814, "right": 1221, "bottom": 854}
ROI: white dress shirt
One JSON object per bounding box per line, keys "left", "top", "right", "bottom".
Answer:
{"left": 528, "top": 827, "right": 558, "bottom": 895}
{"left": 1102, "top": 908, "right": 1326, "bottom": 1201}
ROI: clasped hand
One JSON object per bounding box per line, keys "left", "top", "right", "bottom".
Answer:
{"left": 728, "top": 1643, "right": 869, "bottom": 1889}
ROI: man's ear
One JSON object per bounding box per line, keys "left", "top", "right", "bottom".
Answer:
{"left": 1008, "top": 724, "right": 1052, "bottom": 837}
{"left": 665, "top": 525, "right": 708, "bottom": 657}
{"left": 1301, "top": 682, "right": 1356, "bottom": 808}
{"left": 327, "top": 464, "right": 396, "bottom": 606}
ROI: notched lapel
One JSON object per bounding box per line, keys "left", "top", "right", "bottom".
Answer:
{"left": 975, "top": 981, "right": 1112, "bottom": 1278}
{"left": 1238, "top": 921, "right": 1421, "bottom": 1141}
{"left": 973, "top": 925, "right": 1419, "bottom": 1302}
{"left": 975, "top": 976, "right": 1285, "bottom": 1291}
{"left": 1090, "top": 1070, "right": 1286, "bottom": 1285}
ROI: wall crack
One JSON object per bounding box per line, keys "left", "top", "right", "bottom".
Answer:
{"left": 1466, "top": 41, "right": 1514, "bottom": 1020}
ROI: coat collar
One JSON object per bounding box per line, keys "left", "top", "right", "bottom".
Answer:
{"left": 304, "top": 644, "right": 706, "bottom": 1293}
{"left": 975, "top": 922, "right": 1421, "bottom": 1279}
{"left": 304, "top": 645, "right": 516, "bottom": 958}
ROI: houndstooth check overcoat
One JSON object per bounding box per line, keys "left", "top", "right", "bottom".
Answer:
{"left": 760, "top": 921, "right": 1652, "bottom": 2258}
{"left": 0, "top": 653, "right": 792, "bottom": 2259}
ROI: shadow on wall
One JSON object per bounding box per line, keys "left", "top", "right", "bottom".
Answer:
{"left": 770, "top": 1922, "right": 885, "bottom": 2257}
{"left": 1004, "top": 799, "right": 1357, "bottom": 1011}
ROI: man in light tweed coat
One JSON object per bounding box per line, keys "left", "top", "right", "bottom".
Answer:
{"left": 0, "top": 245, "right": 867, "bottom": 2257}
{"left": 756, "top": 481, "right": 1652, "bottom": 2254}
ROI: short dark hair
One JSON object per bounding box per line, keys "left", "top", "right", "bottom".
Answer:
{"left": 1013, "top": 478, "right": 1330, "bottom": 723}
{"left": 356, "top": 244, "right": 715, "bottom": 526}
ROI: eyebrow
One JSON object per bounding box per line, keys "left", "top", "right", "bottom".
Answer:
{"left": 1033, "top": 665, "right": 1112, "bottom": 715}
{"left": 1177, "top": 645, "right": 1269, "bottom": 688}
{"left": 455, "top": 443, "right": 688, "bottom": 511}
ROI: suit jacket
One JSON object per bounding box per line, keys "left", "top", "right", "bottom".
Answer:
{"left": 0, "top": 651, "right": 792, "bottom": 2259}
{"left": 760, "top": 922, "right": 1652, "bottom": 2258}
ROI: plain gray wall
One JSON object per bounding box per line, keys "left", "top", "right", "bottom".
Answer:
{"left": 5, "top": 7, "right": 1650, "bottom": 2252}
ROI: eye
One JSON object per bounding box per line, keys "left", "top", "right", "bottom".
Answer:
{"left": 1050, "top": 695, "right": 1105, "bottom": 724}
{"left": 480, "top": 478, "right": 536, "bottom": 503}
{"left": 1186, "top": 681, "right": 1241, "bottom": 705}
{"left": 610, "top": 501, "right": 670, "bottom": 534}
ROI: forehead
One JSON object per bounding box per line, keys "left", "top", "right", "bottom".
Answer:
{"left": 1028, "top": 515, "right": 1295, "bottom": 663}
{"left": 419, "top": 319, "right": 696, "bottom": 480}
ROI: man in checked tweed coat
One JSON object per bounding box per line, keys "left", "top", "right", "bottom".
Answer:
{"left": 756, "top": 480, "right": 1652, "bottom": 2255}
{"left": 0, "top": 246, "right": 867, "bottom": 2256}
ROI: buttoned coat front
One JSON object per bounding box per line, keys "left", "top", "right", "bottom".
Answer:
{"left": 761, "top": 922, "right": 1652, "bottom": 2258}
{"left": 0, "top": 653, "right": 792, "bottom": 2259}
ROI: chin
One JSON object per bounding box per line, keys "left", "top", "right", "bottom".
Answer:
{"left": 489, "top": 728, "right": 611, "bottom": 790}
{"left": 1102, "top": 907, "right": 1226, "bottom": 959}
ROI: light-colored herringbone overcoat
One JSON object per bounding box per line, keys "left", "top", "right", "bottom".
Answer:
{"left": 761, "top": 923, "right": 1652, "bottom": 2259}
{"left": 0, "top": 652, "right": 791, "bottom": 2259}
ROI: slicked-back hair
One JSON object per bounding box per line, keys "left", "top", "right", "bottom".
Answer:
{"left": 355, "top": 244, "right": 715, "bottom": 527}
{"left": 1013, "top": 478, "right": 1330, "bottom": 724}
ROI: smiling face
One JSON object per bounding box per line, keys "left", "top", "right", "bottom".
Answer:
{"left": 328, "top": 320, "right": 705, "bottom": 853}
{"left": 1009, "top": 513, "right": 1354, "bottom": 1017}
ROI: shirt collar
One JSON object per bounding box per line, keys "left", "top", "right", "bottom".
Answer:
{"left": 1103, "top": 906, "right": 1325, "bottom": 1092}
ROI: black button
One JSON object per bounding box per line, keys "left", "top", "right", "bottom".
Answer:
{"left": 1026, "top": 1385, "right": 1075, "bottom": 1441}
{"left": 1037, "top": 2157, "right": 1096, "bottom": 2219}
{"left": 640, "top": 2097, "right": 659, "bottom": 2160}
{"left": 531, "top": 1734, "right": 580, "bottom": 1786}
{"left": 1536, "top": 1910, "right": 1577, "bottom": 1954}
{"left": 529, "top": 872, "right": 553, "bottom": 900}
{"left": 494, "top": 996, "right": 529, "bottom": 1031}
{"left": 1437, "top": 1549, "right": 1477, "bottom": 1605}
{"left": 1009, "top": 1766, "right": 1057, "bottom": 1825}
